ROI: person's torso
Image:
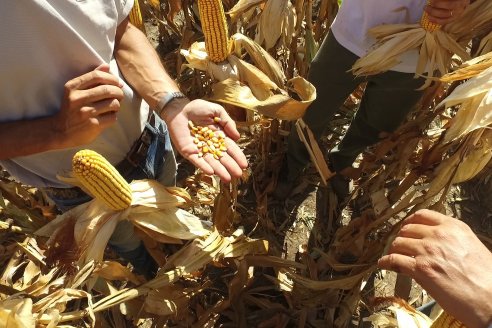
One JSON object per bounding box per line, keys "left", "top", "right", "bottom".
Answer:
{"left": 331, "top": 0, "right": 427, "bottom": 72}
{"left": 0, "top": 0, "right": 149, "bottom": 188}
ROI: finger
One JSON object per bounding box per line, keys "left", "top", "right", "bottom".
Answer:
{"left": 77, "top": 85, "right": 125, "bottom": 105}
{"left": 203, "top": 154, "right": 232, "bottom": 183}
{"left": 378, "top": 253, "right": 417, "bottom": 276}
{"left": 83, "top": 98, "right": 121, "bottom": 117}
{"left": 397, "top": 223, "right": 429, "bottom": 239}
{"left": 214, "top": 108, "right": 240, "bottom": 141}
{"left": 425, "top": 5, "right": 453, "bottom": 19}
{"left": 186, "top": 153, "right": 215, "bottom": 176}
{"left": 89, "top": 111, "right": 118, "bottom": 129}
{"left": 224, "top": 138, "right": 248, "bottom": 169}
{"left": 95, "top": 63, "right": 110, "bottom": 72}
{"left": 66, "top": 68, "right": 123, "bottom": 90}
{"left": 218, "top": 153, "right": 244, "bottom": 180}
{"left": 402, "top": 209, "right": 445, "bottom": 227}
{"left": 429, "top": 0, "right": 467, "bottom": 10}
{"left": 388, "top": 236, "right": 422, "bottom": 257}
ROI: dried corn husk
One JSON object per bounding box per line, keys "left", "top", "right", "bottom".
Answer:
{"left": 181, "top": 34, "right": 316, "bottom": 120}
{"left": 351, "top": 0, "right": 492, "bottom": 85}
{"left": 255, "top": 0, "right": 296, "bottom": 50}
{"left": 36, "top": 180, "right": 210, "bottom": 267}
{"left": 207, "top": 77, "right": 316, "bottom": 121}
{"left": 227, "top": 0, "right": 265, "bottom": 21}
{"left": 352, "top": 24, "right": 469, "bottom": 87}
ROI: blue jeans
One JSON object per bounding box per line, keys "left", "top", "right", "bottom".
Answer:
{"left": 48, "top": 111, "right": 176, "bottom": 255}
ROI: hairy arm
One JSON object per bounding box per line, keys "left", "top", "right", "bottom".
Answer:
{"left": 0, "top": 117, "right": 65, "bottom": 160}
{"left": 113, "top": 19, "right": 247, "bottom": 182}
{"left": 0, "top": 65, "right": 123, "bottom": 160}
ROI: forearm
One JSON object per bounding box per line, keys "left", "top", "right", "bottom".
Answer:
{"left": 0, "top": 117, "right": 63, "bottom": 160}
{"left": 114, "top": 18, "right": 181, "bottom": 110}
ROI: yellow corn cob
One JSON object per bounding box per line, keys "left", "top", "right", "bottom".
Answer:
{"left": 72, "top": 150, "right": 133, "bottom": 211}
{"left": 420, "top": 12, "right": 441, "bottom": 32}
{"left": 430, "top": 311, "right": 467, "bottom": 328}
{"left": 148, "top": 0, "right": 160, "bottom": 10}
{"left": 197, "top": 0, "right": 230, "bottom": 62}
{"left": 129, "top": 0, "right": 146, "bottom": 33}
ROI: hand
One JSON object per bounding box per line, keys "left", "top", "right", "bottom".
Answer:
{"left": 162, "top": 98, "right": 248, "bottom": 183}
{"left": 53, "top": 64, "right": 124, "bottom": 148}
{"left": 425, "top": 0, "right": 470, "bottom": 25}
{"left": 378, "top": 209, "right": 492, "bottom": 328}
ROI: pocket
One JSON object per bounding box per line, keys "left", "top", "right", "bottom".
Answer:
{"left": 140, "top": 114, "right": 172, "bottom": 180}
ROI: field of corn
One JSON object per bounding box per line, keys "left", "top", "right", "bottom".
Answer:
{"left": 1, "top": 0, "right": 492, "bottom": 327}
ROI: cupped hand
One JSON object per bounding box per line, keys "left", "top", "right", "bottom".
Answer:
{"left": 53, "top": 64, "right": 123, "bottom": 148}
{"left": 425, "top": 0, "right": 470, "bottom": 25}
{"left": 163, "top": 98, "right": 248, "bottom": 183}
{"left": 378, "top": 209, "right": 492, "bottom": 328}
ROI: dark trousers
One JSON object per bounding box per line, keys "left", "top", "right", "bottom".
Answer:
{"left": 287, "top": 32, "right": 425, "bottom": 173}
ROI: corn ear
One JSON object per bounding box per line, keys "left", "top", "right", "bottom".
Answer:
{"left": 198, "top": 0, "right": 230, "bottom": 62}
{"left": 430, "top": 311, "right": 466, "bottom": 328}
{"left": 129, "top": 0, "right": 146, "bottom": 33}
{"left": 148, "top": 0, "right": 161, "bottom": 10}
{"left": 72, "top": 150, "right": 132, "bottom": 211}
{"left": 420, "top": 12, "right": 441, "bottom": 32}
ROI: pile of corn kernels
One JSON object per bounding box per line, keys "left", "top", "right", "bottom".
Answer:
{"left": 188, "top": 119, "right": 228, "bottom": 159}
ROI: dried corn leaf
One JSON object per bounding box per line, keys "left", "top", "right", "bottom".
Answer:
{"left": 0, "top": 298, "right": 35, "bottom": 328}
{"left": 440, "top": 52, "right": 492, "bottom": 82}
{"left": 144, "top": 285, "right": 196, "bottom": 316}
{"left": 439, "top": 66, "right": 492, "bottom": 143}
{"left": 208, "top": 77, "right": 315, "bottom": 120}
{"left": 32, "top": 289, "right": 93, "bottom": 317}
{"left": 478, "top": 31, "right": 492, "bottom": 55}
{"left": 286, "top": 266, "right": 374, "bottom": 291}
{"left": 94, "top": 261, "right": 142, "bottom": 285}
{"left": 452, "top": 129, "right": 492, "bottom": 183}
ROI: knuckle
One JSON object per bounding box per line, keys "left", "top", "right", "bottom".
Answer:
{"left": 67, "top": 93, "right": 79, "bottom": 104}
{"left": 432, "top": 229, "right": 447, "bottom": 241}
{"left": 415, "top": 259, "right": 439, "bottom": 278}
{"left": 109, "top": 99, "right": 121, "bottom": 111}
{"left": 385, "top": 254, "right": 400, "bottom": 271}
{"left": 422, "top": 241, "right": 439, "bottom": 255}
{"left": 64, "top": 80, "right": 75, "bottom": 91}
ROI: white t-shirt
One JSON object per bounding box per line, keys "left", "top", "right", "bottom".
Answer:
{"left": 0, "top": 0, "right": 150, "bottom": 188}
{"left": 331, "top": 0, "right": 427, "bottom": 73}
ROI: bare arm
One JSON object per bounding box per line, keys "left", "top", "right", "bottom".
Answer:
{"left": 114, "top": 19, "right": 247, "bottom": 182}
{"left": 0, "top": 64, "right": 123, "bottom": 160}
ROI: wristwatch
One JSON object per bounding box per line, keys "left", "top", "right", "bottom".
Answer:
{"left": 156, "top": 91, "right": 187, "bottom": 115}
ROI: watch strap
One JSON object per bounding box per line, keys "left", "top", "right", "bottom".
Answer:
{"left": 156, "top": 91, "right": 187, "bottom": 115}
